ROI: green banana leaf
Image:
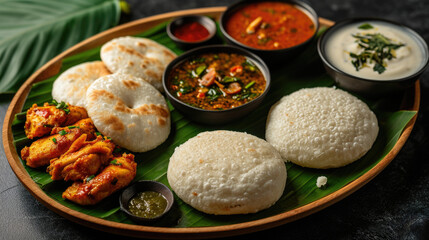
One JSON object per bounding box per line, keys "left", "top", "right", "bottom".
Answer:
{"left": 0, "top": 0, "right": 120, "bottom": 97}
{"left": 11, "top": 22, "right": 416, "bottom": 228}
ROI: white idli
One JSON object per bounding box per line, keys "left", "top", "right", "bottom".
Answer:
{"left": 85, "top": 72, "right": 170, "bottom": 152}
{"left": 52, "top": 61, "right": 111, "bottom": 107}
{"left": 100, "top": 36, "right": 176, "bottom": 92}
{"left": 167, "top": 130, "right": 287, "bottom": 215}
{"left": 266, "top": 87, "right": 378, "bottom": 169}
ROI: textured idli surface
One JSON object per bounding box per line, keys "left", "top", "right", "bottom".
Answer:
{"left": 100, "top": 36, "right": 176, "bottom": 92}
{"left": 85, "top": 72, "right": 170, "bottom": 152}
{"left": 167, "top": 130, "right": 287, "bottom": 215}
{"left": 52, "top": 61, "right": 111, "bottom": 107}
{"left": 266, "top": 87, "right": 378, "bottom": 169}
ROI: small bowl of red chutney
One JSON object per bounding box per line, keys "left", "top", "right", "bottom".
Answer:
{"left": 167, "top": 15, "right": 217, "bottom": 49}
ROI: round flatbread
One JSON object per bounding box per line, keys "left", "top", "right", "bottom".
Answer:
{"left": 52, "top": 61, "right": 111, "bottom": 107}
{"left": 266, "top": 87, "right": 379, "bottom": 169}
{"left": 167, "top": 130, "right": 287, "bottom": 215}
{"left": 85, "top": 72, "right": 170, "bottom": 152}
{"left": 100, "top": 36, "right": 177, "bottom": 92}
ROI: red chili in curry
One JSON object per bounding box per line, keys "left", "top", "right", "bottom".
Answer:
{"left": 225, "top": 1, "right": 315, "bottom": 50}
{"left": 167, "top": 53, "right": 266, "bottom": 110}
{"left": 173, "top": 22, "right": 210, "bottom": 42}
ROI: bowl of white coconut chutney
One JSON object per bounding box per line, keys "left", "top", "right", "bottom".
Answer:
{"left": 317, "top": 18, "right": 429, "bottom": 97}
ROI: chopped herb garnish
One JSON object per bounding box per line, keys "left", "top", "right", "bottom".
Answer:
{"left": 67, "top": 126, "right": 79, "bottom": 129}
{"left": 190, "top": 57, "right": 205, "bottom": 64}
{"left": 245, "top": 81, "right": 255, "bottom": 89}
{"left": 52, "top": 137, "right": 57, "bottom": 143}
{"left": 207, "top": 88, "right": 221, "bottom": 100}
{"left": 50, "top": 99, "right": 70, "bottom": 114}
{"left": 59, "top": 130, "right": 67, "bottom": 136}
{"left": 110, "top": 159, "right": 122, "bottom": 166}
{"left": 195, "top": 65, "right": 207, "bottom": 77}
{"left": 349, "top": 33, "right": 405, "bottom": 74}
{"left": 221, "top": 76, "right": 239, "bottom": 83}
{"left": 261, "top": 22, "right": 270, "bottom": 29}
{"left": 257, "top": 37, "right": 272, "bottom": 45}
{"left": 242, "top": 60, "right": 256, "bottom": 71}
{"left": 95, "top": 132, "right": 102, "bottom": 136}
{"left": 86, "top": 175, "right": 95, "bottom": 182}
{"left": 358, "top": 23, "right": 374, "bottom": 30}
{"left": 179, "top": 86, "right": 194, "bottom": 94}
{"left": 175, "top": 80, "right": 193, "bottom": 94}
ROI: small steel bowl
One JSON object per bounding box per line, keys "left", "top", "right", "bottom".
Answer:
{"left": 167, "top": 15, "right": 217, "bottom": 49}
{"left": 219, "top": 0, "right": 319, "bottom": 66}
{"left": 119, "top": 180, "right": 174, "bottom": 224}
{"left": 317, "top": 18, "right": 429, "bottom": 97}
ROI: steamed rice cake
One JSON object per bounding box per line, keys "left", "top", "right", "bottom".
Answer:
{"left": 100, "top": 36, "right": 176, "bottom": 92}
{"left": 266, "top": 87, "right": 378, "bottom": 169}
{"left": 167, "top": 130, "right": 286, "bottom": 215}
{"left": 52, "top": 61, "right": 111, "bottom": 107}
{"left": 85, "top": 72, "right": 170, "bottom": 152}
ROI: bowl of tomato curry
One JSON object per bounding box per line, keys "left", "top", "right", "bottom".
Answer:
{"left": 220, "top": 0, "right": 319, "bottom": 65}
{"left": 163, "top": 45, "right": 270, "bottom": 125}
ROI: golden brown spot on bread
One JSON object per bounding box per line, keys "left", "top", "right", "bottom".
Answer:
{"left": 85, "top": 61, "right": 111, "bottom": 76}
{"left": 118, "top": 44, "right": 144, "bottom": 59}
{"left": 101, "top": 115, "right": 125, "bottom": 132}
{"left": 122, "top": 79, "right": 140, "bottom": 90}
{"left": 199, "top": 159, "right": 204, "bottom": 163}
{"left": 192, "top": 192, "right": 198, "bottom": 196}
{"left": 158, "top": 118, "right": 166, "bottom": 126}
{"left": 102, "top": 45, "right": 114, "bottom": 53}
{"left": 128, "top": 61, "right": 134, "bottom": 66}
{"left": 145, "top": 69, "right": 160, "bottom": 80}
{"left": 88, "top": 89, "right": 116, "bottom": 102}
{"left": 114, "top": 102, "right": 169, "bottom": 126}
{"left": 163, "top": 50, "right": 176, "bottom": 59}
{"left": 64, "top": 73, "right": 81, "bottom": 81}
{"left": 136, "top": 41, "right": 146, "bottom": 48}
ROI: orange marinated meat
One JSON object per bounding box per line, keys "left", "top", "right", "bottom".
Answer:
{"left": 62, "top": 153, "right": 137, "bottom": 205}
{"left": 24, "top": 102, "right": 88, "bottom": 139}
{"left": 20, "top": 118, "right": 96, "bottom": 168}
{"left": 47, "top": 135, "right": 115, "bottom": 181}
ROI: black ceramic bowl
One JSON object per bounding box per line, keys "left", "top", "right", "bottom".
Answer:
{"left": 167, "top": 15, "right": 217, "bottom": 49}
{"left": 162, "top": 44, "right": 271, "bottom": 125}
{"left": 219, "top": 0, "right": 319, "bottom": 66}
{"left": 317, "top": 18, "right": 429, "bottom": 97}
{"left": 119, "top": 180, "right": 174, "bottom": 224}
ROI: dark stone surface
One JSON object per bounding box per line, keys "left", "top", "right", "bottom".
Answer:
{"left": 1, "top": 0, "right": 428, "bottom": 239}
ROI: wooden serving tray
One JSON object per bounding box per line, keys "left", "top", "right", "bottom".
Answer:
{"left": 2, "top": 7, "right": 419, "bottom": 239}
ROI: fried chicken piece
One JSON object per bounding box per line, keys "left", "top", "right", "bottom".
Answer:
{"left": 24, "top": 102, "right": 88, "bottom": 139}
{"left": 47, "top": 135, "right": 116, "bottom": 181}
{"left": 62, "top": 153, "right": 137, "bottom": 205}
{"left": 20, "top": 118, "right": 96, "bottom": 168}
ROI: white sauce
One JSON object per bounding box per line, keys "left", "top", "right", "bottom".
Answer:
{"left": 325, "top": 21, "right": 424, "bottom": 80}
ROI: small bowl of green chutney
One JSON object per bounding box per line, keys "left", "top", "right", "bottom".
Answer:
{"left": 120, "top": 180, "right": 174, "bottom": 223}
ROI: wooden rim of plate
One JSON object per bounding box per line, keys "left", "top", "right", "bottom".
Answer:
{"left": 2, "top": 7, "right": 420, "bottom": 239}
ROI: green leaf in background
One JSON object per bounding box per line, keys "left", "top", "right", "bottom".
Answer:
{"left": 11, "top": 22, "right": 417, "bottom": 228}
{"left": 0, "top": 0, "right": 120, "bottom": 97}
